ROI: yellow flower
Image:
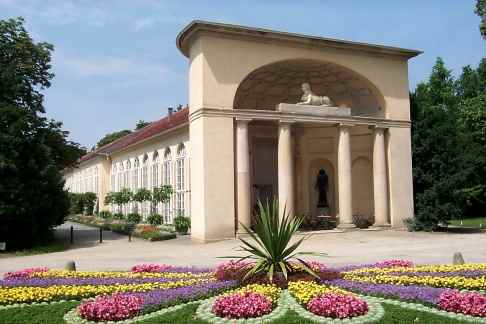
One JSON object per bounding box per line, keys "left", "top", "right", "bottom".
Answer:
{"left": 287, "top": 281, "right": 350, "bottom": 305}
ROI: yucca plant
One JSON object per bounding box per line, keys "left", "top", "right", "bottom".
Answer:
{"left": 226, "top": 199, "right": 325, "bottom": 283}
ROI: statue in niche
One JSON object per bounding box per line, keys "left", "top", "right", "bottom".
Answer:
{"left": 297, "top": 83, "right": 334, "bottom": 106}
{"left": 315, "top": 169, "right": 329, "bottom": 208}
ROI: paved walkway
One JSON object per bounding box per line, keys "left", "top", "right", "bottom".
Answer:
{"left": 0, "top": 222, "right": 485, "bottom": 275}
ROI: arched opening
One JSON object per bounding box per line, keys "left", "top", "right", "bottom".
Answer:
{"left": 234, "top": 59, "right": 386, "bottom": 117}
{"left": 352, "top": 157, "right": 373, "bottom": 222}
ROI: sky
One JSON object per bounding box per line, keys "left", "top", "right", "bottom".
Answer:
{"left": 1, "top": 0, "right": 485, "bottom": 148}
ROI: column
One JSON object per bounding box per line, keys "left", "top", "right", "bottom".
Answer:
{"left": 236, "top": 118, "right": 251, "bottom": 231}
{"left": 337, "top": 124, "right": 355, "bottom": 228}
{"left": 278, "top": 121, "right": 294, "bottom": 219}
{"left": 372, "top": 126, "right": 390, "bottom": 227}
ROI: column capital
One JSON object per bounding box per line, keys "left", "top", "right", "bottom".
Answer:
{"left": 279, "top": 119, "right": 295, "bottom": 125}
{"left": 235, "top": 117, "right": 252, "bottom": 123}
{"left": 369, "top": 124, "right": 388, "bottom": 131}
{"left": 338, "top": 122, "right": 355, "bottom": 128}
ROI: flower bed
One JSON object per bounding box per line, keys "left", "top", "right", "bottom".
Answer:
{"left": 3, "top": 261, "right": 486, "bottom": 323}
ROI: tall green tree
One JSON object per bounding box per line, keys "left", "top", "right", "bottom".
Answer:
{"left": 0, "top": 17, "right": 83, "bottom": 249}
{"left": 135, "top": 120, "right": 150, "bottom": 130}
{"left": 476, "top": 0, "right": 486, "bottom": 39}
{"left": 411, "top": 58, "right": 465, "bottom": 230}
{"left": 96, "top": 129, "right": 131, "bottom": 148}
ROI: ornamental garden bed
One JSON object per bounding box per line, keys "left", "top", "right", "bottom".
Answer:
{"left": 67, "top": 214, "right": 177, "bottom": 241}
{"left": 1, "top": 260, "right": 486, "bottom": 324}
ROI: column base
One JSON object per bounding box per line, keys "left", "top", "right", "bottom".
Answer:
{"left": 337, "top": 223, "right": 357, "bottom": 230}
{"left": 369, "top": 223, "right": 391, "bottom": 229}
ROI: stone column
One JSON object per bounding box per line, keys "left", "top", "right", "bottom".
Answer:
{"left": 372, "top": 127, "right": 390, "bottom": 227}
{"left": 278, "top": 121, "right": 294, "bottom": 219}
{"left": 337, "top": 124, "right": 355, "bottom": 228}
{"left": 236, "top": 118, "right": 252, "bottom": 231}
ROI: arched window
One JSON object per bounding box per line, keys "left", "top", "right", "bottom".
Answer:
{"left": 94, "top": 166, "right": 99, "bottom": 195}
{"left": 124, "top": 160, "right": 130, "bottom": 189}
{"left": 175, "top": 144, "right": 186, "bottom": 216}
{"left": 118, "top": 163, "right": 124, "bottom": 190}
{"left": 142, "top": 154, "right": 149, "bottom": 189}
{"left": 111, "top": 164, "right": 117, "bottom": 191}
{"left": 132, "top": 158, "right": 139, "bottom": 190}
{"left": 163, "top": 148, "right": 172, "bottom": 222}
{"left": 152, "top": 151, "right": 159, "bottom": 189}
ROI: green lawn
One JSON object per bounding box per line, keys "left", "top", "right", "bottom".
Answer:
{"left": 449, "top": 217, "right": 486, "bottom": 228}
{"left": 0, "top": 300, "right": 472, "bottom": 324}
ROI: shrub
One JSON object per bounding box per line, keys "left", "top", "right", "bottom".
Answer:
{"left": 98, "top": 211, "right": 112, "bottom": 219}
{"left": 174, "top": 215, "right": 191, "bottom": 234}
{"left": 307, "top": 293, "right": 368, "bottom": 319}
{"left": 352, "top": 214, "right": 373, "bottom": 229}
{"left": 140, "top": 231, "right": 176, "bottom": 241}
{"left": 109, "top": 223, "right": 129, "bottom": 234}
{"left": 112, "top": 212, "right": 124, "bottom": 220}
{"left": 226, "top": 199, "right": 324, "bottom": 283}
{"left": 83, "top": 192, "right": 97, "bottom": 215}
{"left": 77, "top": 293, "right": 142, "bottom": 321}
{"left": 127, "top": 213, "right": 142, "bottom": 224}
{"left": 212, "top": 292, "right": 273, "bottom": 319}
{"left": 147, "top": 213, "right": 162, "bottom": 225}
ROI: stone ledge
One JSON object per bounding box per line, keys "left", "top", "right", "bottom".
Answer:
{"left": 277, "top": 103, "right": 351, "bottom": 117}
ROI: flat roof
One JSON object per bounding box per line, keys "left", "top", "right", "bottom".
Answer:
{"left": 177, "top": 20, "right": 422, "bottom": 59}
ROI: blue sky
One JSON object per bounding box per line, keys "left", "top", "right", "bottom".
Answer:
{"left": 1, "top": 0, "right": 485, "bottom": 148}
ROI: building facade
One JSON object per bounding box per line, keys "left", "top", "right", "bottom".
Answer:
{"left": 64, "top": 21, "right": 421, "bottom": 242}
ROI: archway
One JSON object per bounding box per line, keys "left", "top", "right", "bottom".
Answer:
{"left": 233, "top": 59, "right": 386, "bottom": 117}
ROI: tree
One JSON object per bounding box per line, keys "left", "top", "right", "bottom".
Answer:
{"left": 455, "top": 65, "right": 480, "bottom": 100}
{"left": 96, "top": 129, "right": 131, "bottom": 148}
{"left": 135, "top": 120, "right": 150, "bottom": 130}
{"left": 476, "top": 0, "right": 486, "bottom": 39}
{"left": 0, "top": 17, "right": 82, "bottom": 249}
{"left": 410, "top": 58, "right": 465, "bottom": 230}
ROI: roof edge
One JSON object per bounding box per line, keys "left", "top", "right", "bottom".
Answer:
{"left": 177, "top": 20, "right": 422, "bottom": 59}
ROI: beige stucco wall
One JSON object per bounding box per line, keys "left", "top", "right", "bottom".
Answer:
{"left": 187, "top": 29, "right": 415, "bottom": 240}
{"left": 189, "top": 34, "right": 411, "bottom": 121}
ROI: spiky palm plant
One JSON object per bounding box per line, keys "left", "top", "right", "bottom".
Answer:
{"left": 228, "top": 199, "right": 325, "bottom": 283}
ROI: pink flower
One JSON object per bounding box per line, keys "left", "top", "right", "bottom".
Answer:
{"left": 131, "top": 264, "right": 173, "bottom": 273}
{"left": 214, "top": 260, "right": 253, "bottom": 281}
{"left": 374, "top": 259, "right": 414, "bottom": 268}
{"left": 212, "top": 291, "right": 272, "bottom": 319}
{"left": 3, "top": 267, "right": 48, "bottom": 279}
{"left": 307, "top": 293, "right": 368, "bottom": 319}
{"left": 78, "top": 293, "right": 142, "bottom": 321}
{"left": 438, "top": 291, "right": 486, "bottom": 317}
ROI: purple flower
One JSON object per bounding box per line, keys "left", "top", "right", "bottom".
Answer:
{"left": 0, "top": 277, "right": 181, "bottom": 287}
{"left": 325, "top": 279, "right": 452, "bottom": 305}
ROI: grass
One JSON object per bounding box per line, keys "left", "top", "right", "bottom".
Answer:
{"left": 449, "top": 217, "right": 486, "bottom": 228}
{"left": 0, "top": 300, "right": 472, "bottom": 324}
{"left": 0, "top": 301, "right": 79, "bottom": 324}
{"left": 0, "top": 241, "right": 66, "bottom": 258}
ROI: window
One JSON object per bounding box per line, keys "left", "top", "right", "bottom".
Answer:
{"left": 132, "top": 158, "right": 139, "bottom": 190}
{"left": 163, "top": 148, "right": 172, "bottom": 222}
{"left": 118, "top": 163, "right": 124, "bottom": 190}
{"left": 142, "top": 154, "right": 149, "bottom": 189}
{"left": 111, "top": 165, "right": 117, "bottom": 191}
{"left": 94, "top": 167, "right": 99, "bottom": 195}
{"left": 125, "top": 160, "right": 131, "bottom": 189}
{"left": 175, "top": 144, "right": 186, "bottom": 216}
{"left": 152, "top": 151, "right": 159, "bottom": 189}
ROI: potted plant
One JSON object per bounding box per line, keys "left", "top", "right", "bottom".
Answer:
{"left": 174, "top": 214, "right": 190, "bottom": 234}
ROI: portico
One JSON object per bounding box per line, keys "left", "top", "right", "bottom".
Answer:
{"left": 177, "top": 20, "right": 419, "bottom": 242}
